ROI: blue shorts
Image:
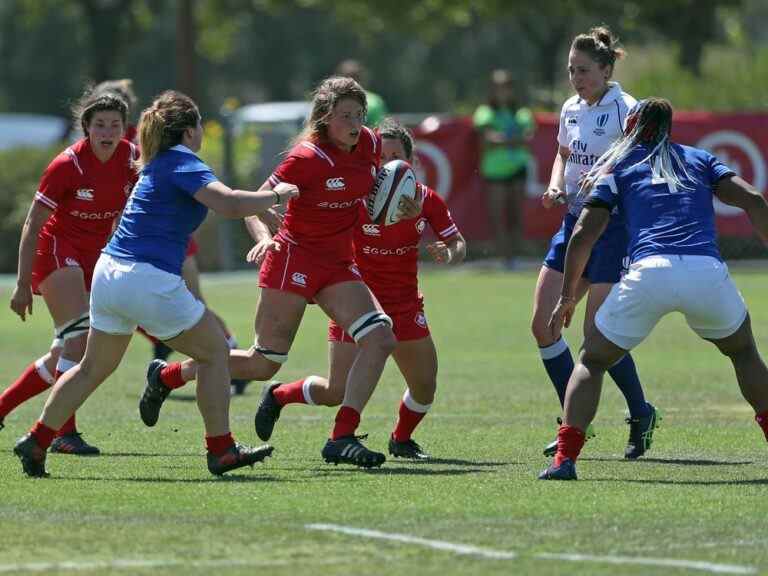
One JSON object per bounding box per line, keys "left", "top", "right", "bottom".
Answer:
{"left": 543, "top": 213, "right": 628, "bottom": 284}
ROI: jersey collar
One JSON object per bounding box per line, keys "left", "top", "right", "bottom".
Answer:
{"left": 170, "top": 144, "right": 197, "bottom": 155}
{"left": 578, "top": 82, "right": 623, "bottom": 107}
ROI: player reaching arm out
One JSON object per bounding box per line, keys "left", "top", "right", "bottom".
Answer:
{"left": 714, "top": 176, "right": 768, "bottom": 242}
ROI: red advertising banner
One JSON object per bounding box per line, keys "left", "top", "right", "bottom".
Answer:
{"left": 412, "top": 112, "right": 768, "bottom": 241}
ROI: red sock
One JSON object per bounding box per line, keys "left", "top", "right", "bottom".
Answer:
{"left": 392, "top": 401, "right": 427, "bottom": 442}
{"left": 205, "top": 432, "right": 234, "bottom": 456}
{"left": 273, "top": 380, "right": 308, "bottom": 406}
{"left": 30, "top": 420, "right": 57, "bottom": 450}
{"left": 56, "top": 415, "right": 77, "bottom": 436}
{"left": 756, "top": 411, "right": 768, "bottom": 442}
{"left": 331, "top": 406, "right": 360, "bottom": 440}
{"left": 160, "top": 362, "right": 186, "bottom": 390}
{"left": 554, "top": 424, "right": 586, "bottom": 466}
{"left": 0, "top": 362, "right": 53, "bottom": 418}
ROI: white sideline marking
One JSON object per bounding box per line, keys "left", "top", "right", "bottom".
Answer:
{"left": 0, "top": 559, "right": 287, "bottom": 573}
{"left": 306, "top": 523, "right": 757, "bottom": 575}
{"left": 306, "top": 523, "right": 516, "bottom": 560}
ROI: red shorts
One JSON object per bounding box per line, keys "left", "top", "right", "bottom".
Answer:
{"left": 31, "top": 234, "right": 100, "bottom": 294}
{"left": 328, "top": 298, "right": 429, "bottom": 343}
{"left": 259, "top": 241, "right": 361, "bottom": 301}
{"left": 185, "top": 237, "right": 199, "bottom": 257}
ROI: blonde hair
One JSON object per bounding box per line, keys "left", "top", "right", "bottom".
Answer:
{"left": 291, "top": 76, "right": 367, "bottom": 147}
{"left": 137, "top": 90, "right": 200, "bottom": 170}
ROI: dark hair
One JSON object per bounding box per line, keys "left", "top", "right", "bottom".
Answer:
{"left": 571, "top": 25, "right": 626, "bottom": 73}
{"left": 292, "top": 76, "right": 367, "bottom": 146}
{"left": 93, "top": 79, "right": 138, "bottom": 111}
{"left": 379, "top": 117, "right": 414, "bottom": 162}
{"left": 136, "top": 90, "right": 200, "bottom": 169}
{"left": 72, "top": 90, "right": 128, "bottom": 137}
{"left": 488, "top": 69, "right": 516, "bottom": 109}
{"left": 625, "top": 97, "right": 673, "bottom": 144}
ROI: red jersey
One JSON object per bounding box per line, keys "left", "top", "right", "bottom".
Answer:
{"left": 353, "top": 184, "right": 459, "bottom": 311}
{"left": 34, "top": 138, "right": 138, "bottom": 253}
{"left": 268, "top": 126, "right": 380, "bottom": 262}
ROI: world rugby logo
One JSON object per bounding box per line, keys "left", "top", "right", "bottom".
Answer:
{"left": 697, "top": 131, "right": 766, "bottom": 216}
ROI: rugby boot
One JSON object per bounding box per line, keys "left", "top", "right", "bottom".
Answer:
{"left": 538, "top": 457, "right": 577, "bottom": 480}
{"left": 254, "top": 382, "right": 283, "bottom": 441}
{"left": 207, "top": 443, "right": 274, "bottom": 476}
{"left": 624, "top": 403, "right": 661, "bottom": 460}
{"left": 14, "top": 433, "right": 48, "bottom": 477}
{"left": 388, "top": 436, "right": 430, "bottom": 460}
{"left": 139, "top": 359, "right": 171, "bottom": 427}
{"left": 543, "top": 418, "right": 595, "bottom": 457}
{"left": 322, "top": 434, "right": 386, "bottom": 468}
{"left": 50, "top": 432, "right": 100, "bottom": 455}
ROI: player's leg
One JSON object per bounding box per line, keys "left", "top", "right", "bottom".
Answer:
{"left": 485, "top": 179, "right": 513, "bottom": 265}
{"left": 389, "top": 335, "right": 437, "bottom": 459}
{"left": 38, "top": 266, "right": 97, "bottom": 454}
{"left": 14, "top": 328, "right": 131, "bottom": 477}
{"left": 0, "top": 341, "right": 59, "bottom": 428}
{"left": 316, "top": 280, "right": 396, "bottom": 467}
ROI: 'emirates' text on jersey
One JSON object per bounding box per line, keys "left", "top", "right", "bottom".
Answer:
{"left": 590, "top": 143, "right": 735, "bottom": 263}
{"left": 34, "top": 138, "right": 137, "bottom": 252}
{"left": 353, "top": 184, "right": 459, "bottom": 311}
{"left": 558, "top": 82, "right": 636, "bottom": 217}
{"left": 268, "top": 127, "right": 381, "bottom": 262}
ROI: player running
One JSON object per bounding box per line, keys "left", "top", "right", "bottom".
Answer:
{"left": 139, "top": 77, "right": 397, "bottom": 468}
{"left": 252, "top": 118, "right": 466, "bottom": 459}
{"left": 540, "top": 98, "right": 768, "bottom": 480}
{"left": 12, "top": 90, "right": 294, "bottom": 478}
{"left": 531, "top": 26, "right": 659, "bottom": 459}
{"left": 4, "top": 88, "right": 137, "bottom": 455}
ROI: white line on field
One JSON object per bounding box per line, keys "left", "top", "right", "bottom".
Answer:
{"left": 0, "top": 558, "right": 295, "bottom": 574}
{"left": 305, "top": 523, "right": 757, "bottom": 575}
{"left": 305, "top": 523, "right": 516, "bottom": 560}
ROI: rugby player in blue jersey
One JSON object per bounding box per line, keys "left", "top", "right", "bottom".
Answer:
{"left": 13, "top": 90, "right": 298, "bottom": 478}
{"left": 540, "top": 97, "right": 768, "bottom": 480}
{"left": 533, "top": 26, "right": 658, "bottom": 459}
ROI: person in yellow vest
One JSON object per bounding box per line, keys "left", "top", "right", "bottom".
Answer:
{"left": 336, "top": 59, "right": 388, "bottom": 128}
{"left": 473, "top": 69, "right": 535, "bottom": 269}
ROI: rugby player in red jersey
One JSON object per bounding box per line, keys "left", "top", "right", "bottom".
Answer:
{"left": 140, "top": 76, "right": 397, "bottom": 467}
{"left": 253, "top": 118, "right": 466, "bottom": 459}
{"left": 4, "top": 89, "right": 137, "bottom": 455}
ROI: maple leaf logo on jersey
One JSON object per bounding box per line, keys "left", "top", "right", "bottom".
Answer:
{"left": 75, "top": 188, "right": 94, "bottom": 201}
{"left": 291, "top": 272, "right": 307, "bottom": 287}
{"left": 415, "top": 312, "right": 427, "bottom": 328}
{"left": 123, "top": 184, "right": 132, "bottom": 197}
{"left": 415, "top": 219, "right": 426, "bottom": 234}
{"left": 325, "top": 177, "right": 346, "bottom": 191}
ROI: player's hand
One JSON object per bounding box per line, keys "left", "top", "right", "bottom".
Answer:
{"left": 396, "top": 186, "right": 424, "bottom": 221}
{"left": 548, "top": 296, "right": 577, "bottom": 341}
{"left": 10, "top": 283, "right": 33, "bottom": 322}
{"left": 542, "top": 187, "right": 566, "bottom": 209}
{"left": 274, "top": 182, "right": 300, "bottom": 202}
{"left": 426, "top": 241, "right": 452, "bottom": 264}
{"left": 246, "top": 238, "right": 281, "bottom": 267}
{"left": 260, "top": 207, "right": 284, "bottom": 235}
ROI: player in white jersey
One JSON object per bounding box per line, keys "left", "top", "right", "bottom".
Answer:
{"left": 531, "top": 26, "right": 659, "bottom": 459}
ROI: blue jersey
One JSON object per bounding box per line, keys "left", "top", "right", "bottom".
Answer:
{"left": 105, "top": 145, "right": 217, "bottom": 275}
{"left": 589, "top": 143, "right": 735, "bottom": 263}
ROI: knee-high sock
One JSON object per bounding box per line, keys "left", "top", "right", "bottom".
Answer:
{"left": 607, "top": 353, "right": 650, "bottom": 418}
{"left": 539, "top": 337, "right": 574, "bottom": 408}
{"left": 392, "top": 389, "right": 431, "bottom": 442}
{"left": 0, "top": 359, "right": 55, "bottom": 419}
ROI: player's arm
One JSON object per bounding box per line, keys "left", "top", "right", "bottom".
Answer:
{"left": 714, "top": 175, "right": 768, "bottom": 243}
{"left": 426, "top": 232, "right": 467, "bottom": 266}
{"left": 548, "top": 202, "right": 610, "bottom": 338}
{"left": 194, "top": 180, "right": 297, "bottom": 219}
{"left": 543, "top": 146, "right": 569, "bottom": 208}
{"left": 10, "top": 200, "right": 52, "bottom": 321}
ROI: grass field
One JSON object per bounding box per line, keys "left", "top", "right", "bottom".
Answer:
{"left": 1, "top": 267, "right": 767, "bottom": 575}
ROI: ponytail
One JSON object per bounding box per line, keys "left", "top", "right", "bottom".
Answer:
{"left": 135, "top": 90, "right": 200, "bottom": 170}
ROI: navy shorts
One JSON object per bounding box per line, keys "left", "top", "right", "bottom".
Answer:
{"left": 543, "top": 212, "right": 629, "bottom": 284}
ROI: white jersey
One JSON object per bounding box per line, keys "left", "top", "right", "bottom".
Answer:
{"left": 557, "top": 82, "right": 636, "bottom": 217}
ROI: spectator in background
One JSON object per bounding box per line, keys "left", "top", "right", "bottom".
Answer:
{"left": 336, "top": 59, "right": 388, "bottom": 127}
{"left": 473, "top": 69, "right": 535, "bottom": 270}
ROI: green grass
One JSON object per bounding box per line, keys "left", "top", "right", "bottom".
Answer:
{"left": 1, "top": 268, "right": 767, "bottom": 575}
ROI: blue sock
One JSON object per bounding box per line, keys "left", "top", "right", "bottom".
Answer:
{"left": 607, "top": 353, "right": 650, "bottom": 418}
{"left": 539, "top": 337, "right": 574, "bottom": 408}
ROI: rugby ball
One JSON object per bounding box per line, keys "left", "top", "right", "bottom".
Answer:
{"left": 367, "top": 160, "right": 417, "bottom": 226}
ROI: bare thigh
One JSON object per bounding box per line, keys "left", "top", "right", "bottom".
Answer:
{"left": 315, "top": 281, "right": 383, "bottom": 332}
{"left": 392, "top": 335, "right": 438, "bottom": 405}
{"left": 584, "top": 282, "right": 614, "bottom": 339}
{"left": 254, "top": 288, "right": 307, "bottom": 353}
{"left": 39, "top": 266, "right": 89, "bottom": 326}
{"left": 166, "top": 309, "right": 229, "bottom": 364}
{"left": 531, "top": 265, "right": 588, "bottom": 346}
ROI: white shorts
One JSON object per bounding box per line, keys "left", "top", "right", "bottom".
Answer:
{"left": 90, "top": 254, "right": 205, "bottom": 340}
{"left": 595, "top": 254, "right": 747, "bottom": 350}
